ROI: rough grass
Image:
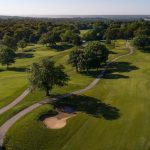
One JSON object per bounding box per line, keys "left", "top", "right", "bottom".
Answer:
{"left": 4, "top": 40, "right": 148, "bottom": 150}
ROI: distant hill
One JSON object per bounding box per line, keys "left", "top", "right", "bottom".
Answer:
{"left": 0, "top": 15, "right": 150, "bottom": 21}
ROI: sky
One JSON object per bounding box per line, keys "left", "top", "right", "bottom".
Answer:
{"left": 0, "top": 0, "right": 150, "bottom": 16}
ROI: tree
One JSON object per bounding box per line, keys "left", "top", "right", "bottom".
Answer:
{"left": 68, "top": 47, "right": 83, "bottom": 72}
{"left": 0, "top": 45, "right": 16, "bottom": 69}
{"left": 17, "top": 40, "right": 27, "bottom": 51}
{"left": 82, "top": 30, "right": 96, "bottom": 41}
{"left": 29, "top": 58, "right": 69, "bottom": 96}
{"left": 69, "top": 42, "right": 109, "bottom": 73}
{"left": 133, "top": 35, "right": 150, "bottom": 49}
{"left": 85, "top": 41, "right": 109, "bottom": 71}
{"left": 38, "top": 34, "right": 48, "bottom": 46}
{"left": 2, "top": 35, "right": 17, "bottom": 50}
{"left": 39, "top": 32, "right": 57, "bottom": 47}
{"left": 61, "top": 30, "right": 81, "bottom": 45}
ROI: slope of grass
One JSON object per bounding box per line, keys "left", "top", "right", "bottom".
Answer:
{"left": 0, "top": 40, "right": 127, "bottom": 127}
{"left": 4, "top": 40, "right": 148, "bottom": 150}
{"left": 0, "top": 44, "right": 61, "bottom": 108}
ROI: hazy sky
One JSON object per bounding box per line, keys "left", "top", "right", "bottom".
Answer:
{"left": 0, "top": 0, "right": 150, "bottom": 16}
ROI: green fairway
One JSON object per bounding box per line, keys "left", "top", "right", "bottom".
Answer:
{"left": 4, "top": 41, "right": 150, "bottom": 150}
{"left": 0, "top": 44, "right": 60, "bottom": 108}
{"left": 0, "top": 40, "right": 127, "bottom": 127}
{"left": 80, "top": 29, "right": 92, "bottom": 37}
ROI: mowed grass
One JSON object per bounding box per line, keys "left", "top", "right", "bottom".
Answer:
{"left": 0, "top": 44, "right": 60, "bottom": 108}
{"left": 0, "top": 42, "right": 95, "bottom": 108}
{"left": 0, "top": 40, "right": 127, "bottom": 127}
{"left": 0, "top": 40, "right": 125, "bottom": 108}
{"left": 4, "top": 41, "right": 150, "bottom": 150}
{"left": 80, "top": 29, "right": 92, "bottom": 37}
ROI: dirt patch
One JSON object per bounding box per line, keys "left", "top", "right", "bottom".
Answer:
{"left": 43, "top": 107, "right": 76, "bottom": 129}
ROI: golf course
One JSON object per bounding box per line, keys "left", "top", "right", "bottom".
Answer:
{"left": 0, "top": 39, "right": 149, "bottom": 150}
{"left": 0, "top": 12, "right": 150, "bottom": 150}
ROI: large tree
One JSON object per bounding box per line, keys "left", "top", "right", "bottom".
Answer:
{"left": 133, "top": 35, "right": 150, "bottom": 49}
{"left": 86, "top": 41, "right": 109, "bottom": 70}
{"left": 68, "top": 47, "right": 83, "bottom": 72}
{"left": 69, "top": 42, "right": 109, "bottom": 73}
{"left": 29, "top": 58, "right": 69, "bottom": 96}
{"left": 0, "top": 45, "right": 16, "bottom": 69}
{"left": 61, "top": 30, "right": 81, "bottom": 45}
{"left": 17, "top": 40, "right": 27, "bottom": 51}
{"left": 2, "top": 35, "right": 17, "bottom": 50}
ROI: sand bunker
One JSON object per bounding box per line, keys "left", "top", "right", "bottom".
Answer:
{"left": 43, "top": 108, "right": 76, "bottom": 129}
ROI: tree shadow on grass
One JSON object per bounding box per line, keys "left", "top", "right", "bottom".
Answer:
{"left": 81, "top": 62, "right": 139, "bottom": 79}
{"left": 24, "top": 49, "right": 36, "bottom": 52}
{"left": 53, "top": 95, "right": 120, "bottom": 120}
{"left": 139, "top": 47, "right": 150, "bottom": 53}
{"left": 8, "top": 67, "right": 27, "bottom": 72}
{"left": 109, "top": 50, "right": 118, "bottom": 54}
{"left": 107, "top": 62, "right": 139, "bottom": 73}
{"left": 51, "top": 44, "right": 73, "bottom": 51}
{"left": 39, "top": 110, "right": 58, "bottom": 121}
{"left": 103, "top": 62, "right": 139, "bottom": 79}
{"left": 16, "top": 53, "right": 34, "bottom": 59}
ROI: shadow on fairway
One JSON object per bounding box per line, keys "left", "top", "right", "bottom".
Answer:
{"left": 81, "top": 62, "right": 139, "bottom": 79}
{"left": 103, "top": 62, "right": 139, "bottom": 79}
{"left": 53, "top": 95, "right": 120, "bottom": 120}
{"left": 139, "top": 47, "right": 150, "bottom": 53}
{"left": 16, "top": 53, "right": 34, "bottom": 59}
{"left": 8, "top": 67, "right": 27, "bottom": 72}
{"left": 51, "top": 44, "right": 73, "bottom": 51}
{"left": 109, "top": 50, "right": 118, "bottom": 54}
{"left": 24, "top": 49, "right": 36, "bottom": 52}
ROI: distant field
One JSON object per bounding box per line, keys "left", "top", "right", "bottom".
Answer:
{"left": 4, "top": 40, "right": 148, "bottom": 150}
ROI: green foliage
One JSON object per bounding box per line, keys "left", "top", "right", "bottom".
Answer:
{"left": 82, "top": 30, "right": 96, "bottom": 41}
{"left": 17, "top": 40, "right": 27, "bottom": 50}
{"left": 61, "top": 30, "right": 81, "bottom": 45}
{"left": 0, "top": 45, "right": 16, "bottom": 69}
{"left": 5, "top": 41, "right": 150, "bottom": 150}
{"left": 39, "top": 32, "right": 58, "bottom": 47}
{"left": 69, "top": 41, "right": 109, "bottom": 72}
{"left": 133, "top": 35, "right": 150, "bottom": 49}
{"left": 29, "top": 58, "right": 69, "bottom": 96}
{"left": 2, "top": 35, "right": 17, "bottom": 49}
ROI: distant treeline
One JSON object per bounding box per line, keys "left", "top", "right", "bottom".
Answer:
{"left": 0, "top": 18, "right": 149, "bottom": 50}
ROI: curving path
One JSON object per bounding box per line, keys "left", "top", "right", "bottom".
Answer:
{"left": 0, "top": 42, "right": 134, "bottom": 149}
{"left": 0, "top": 89, "right": 30, "bottom": 115}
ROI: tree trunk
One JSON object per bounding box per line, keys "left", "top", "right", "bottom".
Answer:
{"left": 6, "top": 64, "right": 9, "bottom": 70}
{"left": 86, "top": 68, "right": 89, "bottom": 74}
{"left": 97, "top": 67, "right": 99, "bottom": 73}
{"left": 76, "top": 66, "right": 79, "bottom": 72}
{"left": 46, "top": 89, "right": 50, "bottom": 96}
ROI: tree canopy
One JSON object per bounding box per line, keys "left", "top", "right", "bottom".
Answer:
{"left": 29, "top": 58, "right": 69, "bottom": 96}
{"left": 0, "top": 45, "right": 16, "bottom": 69}
{"left": 69, "top": 41, "right": 109, "bottom": 73}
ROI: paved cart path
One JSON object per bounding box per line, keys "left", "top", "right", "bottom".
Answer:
{"left": 0, "top": 42, "right": 134, "bottom": 149}
{"left": 0, "top": 89, "right": 30, "bottom": 115}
